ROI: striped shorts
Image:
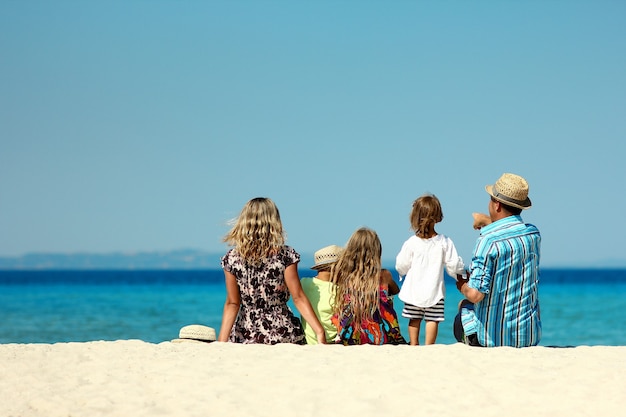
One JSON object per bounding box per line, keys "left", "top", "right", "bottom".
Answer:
{"left": 402, "top": 298, "right": 445, "bottom": 322}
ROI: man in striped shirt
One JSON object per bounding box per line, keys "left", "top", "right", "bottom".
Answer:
{"left": 454, "top": 173, "right": 541, "bottom": 347}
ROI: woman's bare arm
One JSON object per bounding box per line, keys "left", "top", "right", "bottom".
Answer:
{"left": 284, "top": 263, "right": 327, "bottom": 344}
{"left": 217, "top": 270, "right": 241, "bottom": 342}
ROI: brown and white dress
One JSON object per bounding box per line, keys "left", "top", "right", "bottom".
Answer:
{"left": 220, "top": 246, "right": 305, "bottom": 344}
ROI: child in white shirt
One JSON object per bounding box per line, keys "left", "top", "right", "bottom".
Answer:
{"left": 395, "top": 194, "right": 465, "bottom": 345}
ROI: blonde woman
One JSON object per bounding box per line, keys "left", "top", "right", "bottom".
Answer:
{"left": 218, "top": 197, "right": 326, "bottom": 344}
{"left": 330, "top": 227, "right": 406, "bottom": 345}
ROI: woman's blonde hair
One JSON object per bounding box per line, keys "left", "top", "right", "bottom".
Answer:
{"left": 330, "top": 227, "right": 382, "bottom": 326}
{"left": 410, "top": 194, "right": 443, "bottom": 238}
{"left": 223, "top": 197, "right": 285, "bottom": 265}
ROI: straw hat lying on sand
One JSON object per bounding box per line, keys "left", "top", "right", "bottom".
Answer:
{"left": 171, "top": 324, "right": 216, "bottom": 343}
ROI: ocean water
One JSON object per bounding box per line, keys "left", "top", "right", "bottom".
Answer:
{"left": 0, "top": 269, "right": 624, "bottom": 346}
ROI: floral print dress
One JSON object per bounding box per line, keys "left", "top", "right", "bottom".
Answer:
{"left": 220, "top": 246, "right": 306, "bottom": 344}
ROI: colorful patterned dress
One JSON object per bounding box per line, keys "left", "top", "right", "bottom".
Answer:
{"left": 221, "top": 246, "right": 306, "bottom": 344}
{"left": 332, "top": 286, "right": 407, "bottom": 345}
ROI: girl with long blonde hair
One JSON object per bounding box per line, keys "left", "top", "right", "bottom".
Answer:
{"left": 331, "top": 227, "right": 406, "bottom": 345}
{"left": 218, "top": 197, "right": 326, "bottom": 344}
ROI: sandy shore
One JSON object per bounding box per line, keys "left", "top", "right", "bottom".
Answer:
{"left": 0, "top": 341, "right": 624, "bottom": 417}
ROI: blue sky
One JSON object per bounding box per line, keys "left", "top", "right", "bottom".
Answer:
{"left": 1, "top": 1, "right": 625, "bottom": 267}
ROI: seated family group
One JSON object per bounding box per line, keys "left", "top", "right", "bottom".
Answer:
{"left": 218, "top": 173, "right": 542, "bottom": 348}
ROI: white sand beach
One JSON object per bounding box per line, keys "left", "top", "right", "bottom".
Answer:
{"left": 0, "top": 340, "right": 624, "bottom": 417}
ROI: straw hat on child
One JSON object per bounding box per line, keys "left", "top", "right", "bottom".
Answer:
{"left": 311, "top": 245, "right": 343, "bottom": 270}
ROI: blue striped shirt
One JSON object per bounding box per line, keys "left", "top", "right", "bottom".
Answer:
{"left": 461, "top": 215, "right": 542, "bottom": 347}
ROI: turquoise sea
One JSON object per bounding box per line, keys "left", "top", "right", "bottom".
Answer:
{"left": 1, "top": 269, "right": 625, "bottom": 346}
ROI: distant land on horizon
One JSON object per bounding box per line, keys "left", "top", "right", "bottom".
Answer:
{"left": 0, "top": 249, "right": 625, "bottom": 270}
{"left": 0, "top": 249, "right": 230, "bottom": 270}
{"left": 0, "top": 249, "right": 314, "bottom": 270}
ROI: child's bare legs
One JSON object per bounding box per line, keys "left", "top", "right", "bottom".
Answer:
{"left": 424, "top": 320, "right": 439, "bottom": 344}
{"left": 408, "top": 319, "right": 421, "bottom": 345}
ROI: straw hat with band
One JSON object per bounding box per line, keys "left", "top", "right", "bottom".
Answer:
{"left": 311, "top": 245, "right": 343, "bottom": 270}
{"left": 485, "top": 173, "right": 532, "bottom": 210}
